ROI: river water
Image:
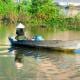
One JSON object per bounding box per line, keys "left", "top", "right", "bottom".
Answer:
{"left": 0, "top": 24, "right": 80, "bottom": 80}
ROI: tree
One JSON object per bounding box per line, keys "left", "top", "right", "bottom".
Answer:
{"left": 29, "top": 0, "right": 60, "bottom": 26}
{"left": 0, "top": 0, "right": 18, "bottom": 23}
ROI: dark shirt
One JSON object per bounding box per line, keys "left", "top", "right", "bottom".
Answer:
{"left": 16, "top": 29, "right": 24, "bottom": 36}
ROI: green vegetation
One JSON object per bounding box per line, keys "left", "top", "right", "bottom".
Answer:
{"left": 0, "top": 0, "right": 80, "bottom": 31}
{"left": 0, "top": 0, "right": 17, "bottom": 23}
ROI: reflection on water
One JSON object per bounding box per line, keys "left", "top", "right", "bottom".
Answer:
{"left": 15, "top": 49, "right": 24, "bottom": 69}
{"left": 0, "top": 23, "right": 80, "bottom": 80}
{"left": 0, "top": 47, "right": 77, "bottom": 80}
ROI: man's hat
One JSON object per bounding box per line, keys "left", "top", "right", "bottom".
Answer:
{"left": 16, "top": 23, "right": 25, "bottom": 28}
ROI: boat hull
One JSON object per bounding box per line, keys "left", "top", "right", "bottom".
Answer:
{"left": 9, "top": 37, "right": 80, "bottom": 52}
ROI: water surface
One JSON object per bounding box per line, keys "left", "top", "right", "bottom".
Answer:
{"left": 0, "top": 24, "right": 80, "bottom": 80}
{"left": 0, "top": 46, "right": 80, "bottom": 80}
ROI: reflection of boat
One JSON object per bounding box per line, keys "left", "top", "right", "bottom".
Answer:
{"left": 9, "top": 37, "right": 80, "bottom": 52}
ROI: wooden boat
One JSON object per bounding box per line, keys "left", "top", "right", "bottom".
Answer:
{"left": 9, "top": 37, "right": 80, "bottom": 52}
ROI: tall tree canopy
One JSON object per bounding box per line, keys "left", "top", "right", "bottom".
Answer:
{"left": 30, "top": 0, "right": 60, "bottom": 19}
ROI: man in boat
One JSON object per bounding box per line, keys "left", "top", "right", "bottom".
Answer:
{"left": 15, "top": 23, "right": 26, "bottom": 41}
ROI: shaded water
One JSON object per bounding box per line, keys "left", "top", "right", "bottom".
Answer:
{"left": 0, "top": 46, "right": 80, "bottom": 80}
{"left": 0, "top": 24, "right": 80, "bottom": 80}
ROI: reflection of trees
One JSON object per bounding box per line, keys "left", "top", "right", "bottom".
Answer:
{"left": 0, "top": 24, "right": 15, "bottom": 44}
{"left": 0, "top": 25, "right": 7, "bottom": 43}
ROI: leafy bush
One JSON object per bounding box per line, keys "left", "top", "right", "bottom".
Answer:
{"left": 0, "top": 0, "right": 80, "bottom": 31}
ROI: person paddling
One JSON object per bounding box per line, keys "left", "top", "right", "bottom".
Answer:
{"left": 15, "top": 23, "right": 26, "bottom": 40}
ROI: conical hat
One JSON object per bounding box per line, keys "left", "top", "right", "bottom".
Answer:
{"left": 16, "top": 23, "right": 25, "bottom": 28}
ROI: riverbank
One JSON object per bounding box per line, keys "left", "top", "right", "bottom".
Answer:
{"left": 0, "top": 1, "right": 80, "bottom": 31}
{"left": 0, "top": 17, "right": 80, "bottom": 32}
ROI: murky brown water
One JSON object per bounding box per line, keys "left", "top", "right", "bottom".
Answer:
{"left": 0, "top": 47, "right": 80, "bottom": 80}
{"left": 0, "top": 24, "right": 80, "bottom": 80}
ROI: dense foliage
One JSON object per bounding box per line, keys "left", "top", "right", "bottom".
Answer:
{"left": 0, "top": 0, "right": 60, "bottom": 23}
{"left": 0, "top": 0, "right": 80, "bottom": 31}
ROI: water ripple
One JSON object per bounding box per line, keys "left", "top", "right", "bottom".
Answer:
{"left": 0, "top": 46, "right": 80, "bottom": 80}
